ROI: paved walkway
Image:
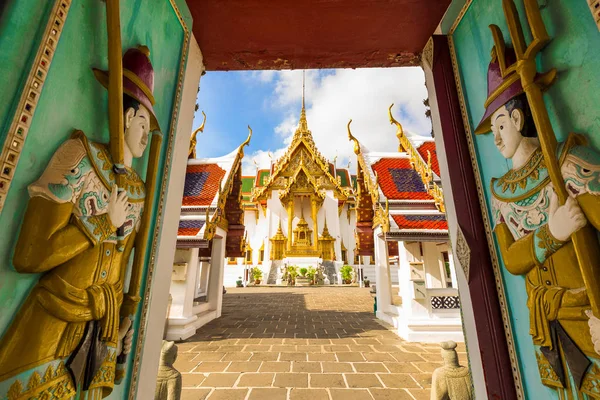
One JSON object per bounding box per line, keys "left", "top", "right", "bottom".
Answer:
{"left": 176, "top": 287, "right": 466, "bottom": 400}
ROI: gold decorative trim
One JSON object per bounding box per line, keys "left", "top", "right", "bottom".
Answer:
{"left": 0, "top": 0, "right": 72, "bottom": 213}
{"left": 128, "top": 1, "right": 190, "bottom": 399}
{"left": 454, "top": 223, "right": 470, "bottom": 282}
{"left": 448, "top": 14, "right": 525, "bottom": 399}
{"left": 421, "top": 37, "right": 434, "bottom": 70}
{"left": 389, "top": 105, "right": 445, "bottom": 212}
{"left": 7, "top": 361, "right": 76, "bottom": 400}
{"left": 372, "top": 200, "right": 390, "bottom": 233}
{"left": 449, "top": 0, "right": 473, "bottom": 35}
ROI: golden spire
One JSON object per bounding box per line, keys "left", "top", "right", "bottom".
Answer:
{"left": 189, "top": 111, "right": 206, "bottom": 159}
{"left": 295, "top": 71, "right": 310, "bottom": 136}
{"left": 302, "top": 70, "right": 306, "bottom": 110}
{"left": 322, "top": 215, "right": 330, "bottom": 235}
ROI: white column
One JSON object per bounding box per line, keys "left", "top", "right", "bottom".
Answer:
{"left": 422, "top": 40, "right": 486, "bottom": 399}
{"left": 447, "top": 246, "right": 458, "bottom": 289}
{"left": 374, "top": 227, "right": 392, "bottom": 316}
{"left": 168, "top": 248, "right": 199, "bottom": 319}
{"left": 209, "top": 228, "right": 227, "bottom": 318}
{"left": 397, "top": 241, "right": 413, "bottom": 318}
{"left": 136, "top": 35, "right": 204, "bottom": 399}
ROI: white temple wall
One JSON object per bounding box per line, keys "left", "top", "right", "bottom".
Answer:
{"left": 169, "top": 248, "right": 198, "bottom": 319}
{"left": 423, "top": 39, "right": 485, "bottom": 395}
{"left": 338, "top": 203, "right": 353, "bottom": 263}
{"left": 338, "top": 203, "right": 357, "bottom": 264}
{"left": 266, "top": 189, "right": 289, "bottom": 236}
{"left": 423, "top": 242, "right": 444, "bottom": 289}
{"left": 246, "top": 209, "right": 269, "bottom": 267}
{"left": 318, "top": 190, "right": 342, "bottom": 259}
{"left": 137, "top": 35, "right": 204, "bottom": 398}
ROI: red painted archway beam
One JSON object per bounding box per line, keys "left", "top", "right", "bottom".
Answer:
{"left": 185, "top": 0, "right": 451, "bottom": 71}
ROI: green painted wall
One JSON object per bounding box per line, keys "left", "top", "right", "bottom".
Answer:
{"left": 0, "top": 0, "right": 192, "bottom": 397}
{"left": 0, "top": 0, "right": 54, "bottom": 146}
{"left": 446, "top": 1, "right": 600, "bottom": 398}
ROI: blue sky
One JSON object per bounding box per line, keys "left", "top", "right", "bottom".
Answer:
{"left": 192, "top": 68, "right": 432, "bottom": 175}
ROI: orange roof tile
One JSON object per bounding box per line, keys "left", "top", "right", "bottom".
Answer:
{"left": 182, "top": 163, "right": 226, "bottom": 206}
{"left": 178, "top": 219, "right": 205, "bottom": 236}
{"left": 417, "top": 141, "right": 440, "bottom": 177}
{"left": 392, "top": 214, "right": 448, "bottom": 230}
{"left": 371, "top": 158, "right": 432, "bottom": 201}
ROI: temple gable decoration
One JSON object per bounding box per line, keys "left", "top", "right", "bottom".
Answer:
{"left": 251, "top": 94, "right": 348, "bottom": 204}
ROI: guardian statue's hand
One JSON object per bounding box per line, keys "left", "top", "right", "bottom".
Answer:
{"left": 586, "top": 310, "right": 600, "bottom": 356}
{"left": 107, "top": 184, "right": 129, "bottom": 228}
{"left": 548, "top": 191, "right": 586, "bottom": 241}
{"left": 117, "top": 317, "right": 134, "bottom": 356}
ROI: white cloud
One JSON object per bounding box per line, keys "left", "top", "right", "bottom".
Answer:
{"left": 241, "top": 67, "right": 431, "bottom": 176}
{"left": 242, "top": 148, "right": 287, "bottom": 176}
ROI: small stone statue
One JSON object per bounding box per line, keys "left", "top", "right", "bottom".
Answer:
{"left": 155, "top": 340, "right": 182, "bottom": 400}
{"left": 316, "top": 263, "right": 325, "bottom": 285}
{"left": 431, "top": 341, "right": 473, "bottom": 400}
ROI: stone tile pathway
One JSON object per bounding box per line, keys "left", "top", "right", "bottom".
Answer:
{"left": 175, "top": 287, "right": 467, "bottom": 400}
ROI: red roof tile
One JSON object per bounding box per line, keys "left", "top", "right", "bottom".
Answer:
{"left": 178, "top": 219, "right": 206, "bottom": 236}
{"left": 417, "top": 141, "right": 440, "bottom": 177}
{"left": 392, "top": 214, "right": 448, "bottom": 230}
{"left": 182, "top": 163, "right": 226, "bottom": 206}
{"left": 371, "top": 158, "right": 432, "bottom": 200}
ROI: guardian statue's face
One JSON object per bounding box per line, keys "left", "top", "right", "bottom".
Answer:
{"left": 491, "top": 104, "right": 525, "bottom": 160}
{"left": 124, "top": 104, "right": 151, "bottom": 158}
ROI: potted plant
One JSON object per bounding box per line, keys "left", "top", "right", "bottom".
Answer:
{"left": 299, "top": 267, "right": 308, "bottom": 277}
{"left": 236, "top": 276, "right": 243, "bottom": 287}
{"left": 363, "top": 276, "right": 370, "bottom": 288}
{"left": 340, "top": 265, "right": 354, "bottom": 284}
{"left": 306, "top": 267, "right": 316, "bottom": 285}
{"left": 252, "top": 267, "right": 263, "bottom": 285}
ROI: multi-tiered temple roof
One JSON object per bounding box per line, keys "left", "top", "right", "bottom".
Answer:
{"left": 177, "top": 120, "right": 251, "bottom": 257}
{"left": 348, "top": 105, "right": 447, "bottom": 255}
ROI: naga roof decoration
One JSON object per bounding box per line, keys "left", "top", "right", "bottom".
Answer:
{"left": 416, "top": 141, "right": 440, "bottom": 177}
{"left": 347, "top": 120, "right": 380, "bottom": 205}
{"left": 251, "top": 95, "right": 348, "bottom": 202}
{"left": 388, "top": 104, "right": 444, "bottom": 212}
{"left": 188, "top": 111, "right": 206, "bottom": 159}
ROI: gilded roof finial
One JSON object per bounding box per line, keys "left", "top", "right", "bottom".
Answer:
{"left": 239, "top": 125, "right": 253, "bottom": 158}
{"left": 189, "top": 111, "right": 206, "bottom": 159}
{"left": 388, "top": 104, "right": 405, "bottom": 152}
{"left": 347, "top": 119, "right": 361, "bottom": 155}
